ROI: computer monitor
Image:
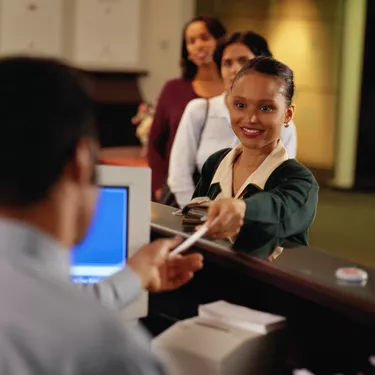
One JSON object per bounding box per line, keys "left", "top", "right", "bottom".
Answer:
{"left": 70, "top": 165, "right": 150, "bottom": 320}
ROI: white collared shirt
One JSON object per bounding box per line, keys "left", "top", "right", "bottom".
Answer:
{"left": 168, "top": 93, "right": 297, "bottom": 208}
{"left": 0, "top": 218, "right": 165, "bottom": 375}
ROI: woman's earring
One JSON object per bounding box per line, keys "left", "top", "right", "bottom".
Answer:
{"left": 284, "top": 122, "right": 290, "bottom": 128}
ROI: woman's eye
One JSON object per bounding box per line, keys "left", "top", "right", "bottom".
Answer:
{"left": 235, "top": 102, "right": 246, "bottom": 109}
{"left": 260, "top": 105, "right": 272, "bottom": 112}
{"left": 238, "top": 57, "right": 248, "bottom": 66}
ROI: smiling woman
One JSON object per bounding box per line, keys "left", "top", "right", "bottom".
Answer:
{"left": 147, "top": 16, "right": 226, "bottom": 203}
{"left": 229, "top": 58, "right": 294, "bottom": 155}
{"left": 192, "top": 56, "right": 319, "bottom": 249}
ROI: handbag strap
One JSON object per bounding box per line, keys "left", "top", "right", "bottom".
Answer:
{"left": 196, "top": 98, "right": 209, "bottom": 151}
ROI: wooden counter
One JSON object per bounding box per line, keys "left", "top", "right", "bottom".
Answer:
{"left": 142, "top": 203, "right": 375, "bottom": 374}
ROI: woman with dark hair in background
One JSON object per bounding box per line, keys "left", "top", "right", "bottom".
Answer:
{"left": 169, "top": 31, "right": 298, "bottom": 208}
{"left": 147, "top": 15, "right": 226, "bottom": 201}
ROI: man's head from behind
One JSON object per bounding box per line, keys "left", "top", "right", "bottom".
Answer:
{"left": 0, "top": 56, "right": 99, "bottom": 247}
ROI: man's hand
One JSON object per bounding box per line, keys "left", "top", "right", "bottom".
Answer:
{"left": 203, "top": 198, "right": 246, "bottom": 239}
{"left": 127, "top": 237, "right": 203, "bottom": 292}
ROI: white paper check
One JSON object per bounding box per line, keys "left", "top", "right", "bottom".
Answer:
{"left": 170, "top": 217, "right": 219, "bottom": 256}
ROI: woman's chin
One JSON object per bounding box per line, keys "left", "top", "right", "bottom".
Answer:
{"left": 236, "top": 134, "right": 264, "bottom": 149}
{"left": 194, "top": 58, "right": 214, "bottom": 67}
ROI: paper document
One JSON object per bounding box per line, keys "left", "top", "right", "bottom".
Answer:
{"left": 198, "top": 300, "right": 285, "bottom": 334}
{"left": 170, "top": 217, "right": 219, "bottom": 256}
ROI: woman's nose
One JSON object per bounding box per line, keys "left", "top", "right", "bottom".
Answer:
{"left": 229, "top": 65, "right": 238, "bottom": 77}
{"left": 195, "top": 39, "right": 204, "bottom": 49}
{"left": 232, "top": 61, "right": 242, "bottom": 75}
{"left": 247, "top": 113, "right": 257, "bottom": 124}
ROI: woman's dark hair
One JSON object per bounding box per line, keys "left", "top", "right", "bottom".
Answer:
{"left": 232, "top": 56, "right": 294, "bottom": 106}
{"left": 181, "top": 15, "right": 226, "bottom": 80}
{"left": 214, "top": 31, "right": 272, "bottom": 74}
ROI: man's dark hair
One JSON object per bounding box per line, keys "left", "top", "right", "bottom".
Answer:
{"left": 232, "top": 56, "right": 295, "bottom": 106}
{"left": 180, "top": 15, "right": 226, "bottom": 80}
{"left": 213, "top": 31, "right": 273, "bottom": 75}
{"left": 0, "top": 56, "right": 98, "bottom": 206}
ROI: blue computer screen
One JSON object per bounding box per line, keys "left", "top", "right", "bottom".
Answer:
{"left": 70, "top": 187, "right": 128, "bottom": 284}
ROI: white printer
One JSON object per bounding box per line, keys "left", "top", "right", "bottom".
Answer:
{"left": 152, "top": 301, "right": 285, "bottom": 375}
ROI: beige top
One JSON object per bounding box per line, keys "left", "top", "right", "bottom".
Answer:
{"left": 211, "top": 141, "right": 289, "bottom": 200}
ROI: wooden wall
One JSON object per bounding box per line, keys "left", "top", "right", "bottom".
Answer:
{"left": 197, "top": 0, "right": 345, "bottom": 171}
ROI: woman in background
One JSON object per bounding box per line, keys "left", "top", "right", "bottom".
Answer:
{"left": 168, "top": 31, "right": 297, "bottom": 208}
{"left": 147, "top": 15, "right": 226, "bottom": 201}
{"left": 193, "top": 56, "right": 318, "bottom": 249}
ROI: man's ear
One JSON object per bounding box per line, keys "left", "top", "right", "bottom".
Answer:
{"left": 70, "top": 138, "right": 96, "bottom": 185}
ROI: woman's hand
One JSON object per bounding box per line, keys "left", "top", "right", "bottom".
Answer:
{"left": 203, "top": 198, "right": 246, "bottom": 238}
{"left": 154, "top": 188, "right": 162, "bottom": 201}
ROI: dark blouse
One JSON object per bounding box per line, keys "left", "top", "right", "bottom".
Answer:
{"left": 193, "top": 148, "right": 319, "bottom": 251}
{"left": 147, "top": 78, "right": 198, "bottom": 192}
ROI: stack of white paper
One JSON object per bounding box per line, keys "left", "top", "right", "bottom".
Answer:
{"left": 198, "top": 300, "right": 285, "bottom": 334}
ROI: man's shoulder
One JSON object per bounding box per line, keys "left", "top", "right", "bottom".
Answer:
{"left": 0, "top": 258, "right": 119, "bottom": 333}
{"left": 0, "top": 260, "right": 153, "bottom": 374}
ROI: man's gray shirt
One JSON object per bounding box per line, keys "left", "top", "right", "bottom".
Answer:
{"left": 0, "top": 219, "right": 166, "bottom": 375}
